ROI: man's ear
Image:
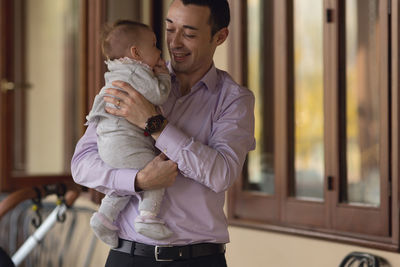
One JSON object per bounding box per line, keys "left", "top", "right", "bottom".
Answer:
{"left": 130, "top": 46, "right": 141, "bottom": 60}
{"left": 215, "top": 27, "right": 229, "bottom": 46}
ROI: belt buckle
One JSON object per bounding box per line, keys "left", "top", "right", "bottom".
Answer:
{"left": 155, "top": 245, "right": 174, "bottom": 262}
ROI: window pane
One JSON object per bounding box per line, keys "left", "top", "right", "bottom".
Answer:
{"left": 12, "top": 0, "right": 83, "bottom": 174}
{"left": 345, "top": 0, "right": 380, "bottom": 206}
{"left": 245, "top": 0, "right": 274, "bottom": 194}
{"left": 293, "top": 0, "right": 324, "bottom": 200}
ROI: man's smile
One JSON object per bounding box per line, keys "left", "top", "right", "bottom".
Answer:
{"left": 172, "top": 52, "right": 191, "bottom": 62}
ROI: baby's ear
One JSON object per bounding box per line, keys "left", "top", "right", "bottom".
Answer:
{"left": 130, "top": 46, "right": 141, "bottom": 60}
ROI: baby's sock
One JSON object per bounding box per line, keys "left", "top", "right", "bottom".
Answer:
{"left": 90, "top": 195, "right": 130, "bottom": 248}
{"left": 134, "top": 211, "right": 173, "bottom": 240}
{"left": 90, "top": 212, "right": 119, "bottom": 248}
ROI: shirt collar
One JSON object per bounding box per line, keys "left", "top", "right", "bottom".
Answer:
{"left": 167, "top": 62, "right": 219, "bottom": 93}
{"left": 198, "top": 64, "right": 218, "bottom": 92}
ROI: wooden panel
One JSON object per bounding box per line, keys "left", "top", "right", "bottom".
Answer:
{"left": 324, "top": 0, "right": 339, "bottom": 231}
{"left": 0, "top": 0, "right": 15, "bottom": 191}
{"left": 226, "top": 0, "right": 246, "bottom": 85}
{"left": 335, "top": 204, "right": 388, "bottom": 236}
{"left": 234, "top": 192, "right": 279, "bottom": 222}
{"left": 86, "top": 0, "right": 106, "bottom": 113}
{"left": 274, "top": 0, "right": 290, "bottom": 223}
{"left": 391, "top": 0, "right": 400, "bottom": 248}
{"left": 284, "top": 198, "right": 326, "bottom": 228}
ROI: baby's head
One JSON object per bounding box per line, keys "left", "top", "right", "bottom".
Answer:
{"left": 101, "top": 20, "right": 161, "bottom": 68}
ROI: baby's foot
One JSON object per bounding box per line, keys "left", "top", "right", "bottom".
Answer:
{"left": 134, "top": 215, "right": 173, "bottom": 240}
{"left": 90, "top": 212, "right": 119, "bottom": 248}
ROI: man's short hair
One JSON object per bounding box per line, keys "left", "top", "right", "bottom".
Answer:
{"left": 101, "top": 20, "right": 150, "bottom": 60}
{"left": 180, "top": 0, "right": 230, "bottom": 36}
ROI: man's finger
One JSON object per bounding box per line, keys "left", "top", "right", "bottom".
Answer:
{"left": 104, "top": 88, "right": 129, "bottom": 100}
{"left": 111, "top": 80, "right": 129, "bottom": 89}
{"left": 105, "top": 106, "right": 120, "bottom": 116}
{"left": 111, "top": 80, "right": 142, "bottom": 98}
{"left": 103, "top": 96, "right": 124, "bottom": 107}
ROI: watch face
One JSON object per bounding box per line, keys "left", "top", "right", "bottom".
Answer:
{"left": 145, "top": 115, "right": 165, "bottom": 134}
{"left": 148, "top": 118, "right": 161, "bottom": 131}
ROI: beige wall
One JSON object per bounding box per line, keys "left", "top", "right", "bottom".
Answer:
{"left": 227, "top": 227, "right": 400, "bottom": 267}
{"left": 26, "top": 0, "right": 65, "bottom": 174}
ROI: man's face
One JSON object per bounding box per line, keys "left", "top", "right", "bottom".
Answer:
{"left": 166, "top": 0, "right": 218, "bottom": 76}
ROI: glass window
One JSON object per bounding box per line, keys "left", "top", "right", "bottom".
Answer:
{"left": 230, "top": 0, "right": 392, "bottom": 249}
{"left": 293, "top": 0, "right": 324, "bottom": 200}
{"left": 245, "top": 0, "right": 274, "bottom": 194}
{"left": 344, "top": 0, "right": 380, "bottom": 206}
{"left": 12, "top": 0, "right": 83, "bottom": 175}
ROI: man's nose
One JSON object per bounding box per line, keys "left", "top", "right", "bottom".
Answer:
{"left": 170, "top": 32, "right": 183, "bottom": 48}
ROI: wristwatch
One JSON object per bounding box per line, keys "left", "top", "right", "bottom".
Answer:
{"left": 144, "top": 114, "right": 166, "bottom": 136}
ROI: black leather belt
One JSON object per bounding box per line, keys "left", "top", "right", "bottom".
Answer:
{"left": 113, "top": 239, "right": 226, "bottom": 262}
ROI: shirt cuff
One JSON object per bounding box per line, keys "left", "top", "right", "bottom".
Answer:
{"left": 155, "top": 123, "right": 189, "bottom": 159}
{"left": 113, "top": 168, "right": 140, "bottom": 195}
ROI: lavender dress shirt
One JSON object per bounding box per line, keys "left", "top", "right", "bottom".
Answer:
{"left": 71, "top": 64, "right": 256, "bottom": 245}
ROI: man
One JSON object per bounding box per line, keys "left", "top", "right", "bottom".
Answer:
{"left": 71, "top": 0, "right": 255, "bottom": 266}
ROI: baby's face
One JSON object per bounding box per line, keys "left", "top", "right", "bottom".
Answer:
{"left": 137, "top": 30, "right": 161, "bottom": 68}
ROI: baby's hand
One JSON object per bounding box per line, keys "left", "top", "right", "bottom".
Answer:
{"left": 153, "top": 58, "right": 169, "bottom": 75}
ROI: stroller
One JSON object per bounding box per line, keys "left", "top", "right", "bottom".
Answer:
{"left": 0, "top": 184, "right": 79, "bottom": 267}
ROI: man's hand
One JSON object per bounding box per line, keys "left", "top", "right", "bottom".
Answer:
{"left": 103, "top": 81, "right": 158, "bottom": 129}
{"left": 135, "top": 153, "right": 178, "bottom": 191}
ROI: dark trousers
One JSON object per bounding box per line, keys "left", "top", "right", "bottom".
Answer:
{"left": 105, "top": 249, "right": 228, "bottom": 267}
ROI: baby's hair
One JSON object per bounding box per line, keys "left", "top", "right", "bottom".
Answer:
{"left": 101, "top": 19, "right": 151, "bottom": 60}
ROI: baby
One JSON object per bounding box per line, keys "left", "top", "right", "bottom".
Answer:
{"left": 86, "top": 20, "right": 172, "bottom": 247}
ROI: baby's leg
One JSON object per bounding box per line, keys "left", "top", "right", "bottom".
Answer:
{"left": 134, "top": 188, "right": 173, "bottom": 240}
{"left": 90, "top": 195, "right": 130, "bottom": 247}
